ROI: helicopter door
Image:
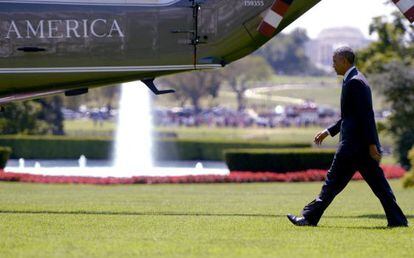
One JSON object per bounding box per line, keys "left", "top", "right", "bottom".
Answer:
{"left": 159, "top": 0, "right": 221, "bottom": 70}
{"left": 195, "top": 0, "right": 220, "bottom": 68}
{"left": 158, "top": 1, "right": 195, "bottom": 69}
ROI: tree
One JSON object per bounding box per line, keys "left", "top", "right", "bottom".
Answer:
{"left": 0, "top": 101, "right": 49, "bottom": 134}
{"left": 221, "top": 55, "right": 273, "bottom": 110}
{"left": 370, "top": 62, "right": 414, "bottom": 168}
{"left": 357, "top": 12, "right": 413, "bottom": 74}
{"left": 358, "top": 12, "right": 414, "bottom": 168}
{"left": 159, "top": 69, "right": 224, "bottom": 113}
{"left": 63, "top": 85, "right": 121, "bottom": 110}
{"left": 36, "top": 96, "right": 65, "bottom": 135}
{"left": 0, "top": 96, "right": 65, "bottom": 135}
{"left": 255, "top": 28, "right": 324, "bottom": 75}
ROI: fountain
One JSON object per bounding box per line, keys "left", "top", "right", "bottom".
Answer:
{"left": 78, "top": 155, "right": 87, "bottom": 168}
{"left": 5, "top": 81, "right": 229, "bottom": 178}
{"left": 195, "top": 162, "right": 204, "bottom": 169}
{"left": 113, "top": 81, "right": 153, "bottom": 171}
{"left": 18, "top": 158, "right": 25, "bottom": 168}
{"left": 34, "top": 162, "right": 41, "bottom": 169}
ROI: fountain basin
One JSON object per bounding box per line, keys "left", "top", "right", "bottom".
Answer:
{"left": 5, "top": 160, "right": 229, "bottom": 177}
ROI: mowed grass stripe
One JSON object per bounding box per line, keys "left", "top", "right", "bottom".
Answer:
{"left": 0, "top": 181, "right": 412, "bottom": 258}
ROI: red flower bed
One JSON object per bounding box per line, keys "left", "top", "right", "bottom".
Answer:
{"left": 0, "top": 165, "right": 405, "bottom": 185}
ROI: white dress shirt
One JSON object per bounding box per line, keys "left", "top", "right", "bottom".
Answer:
{"left": 343, "top": 66, "right": 356, "bottom": 82}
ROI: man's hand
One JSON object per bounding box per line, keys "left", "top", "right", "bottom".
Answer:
{"left": 369, "top": 144, "right": 382, "bottom": 163}
{"left": 314, "top": 130, "right": 329, "bottom": 146}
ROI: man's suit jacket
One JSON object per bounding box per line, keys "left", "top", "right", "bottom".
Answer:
{"left": 327, "top": 68, "right": 381, "bottom": 154}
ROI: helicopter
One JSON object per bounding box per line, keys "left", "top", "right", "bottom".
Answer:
{"left": 0, "top": 0, "right": 412, "bottom": 104}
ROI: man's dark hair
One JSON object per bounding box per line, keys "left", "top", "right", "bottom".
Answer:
{"left": 334, "top": 46, "right": 356, "bottom": 65}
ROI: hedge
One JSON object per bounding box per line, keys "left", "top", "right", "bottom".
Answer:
{"left": 224, "top": 148, "right": 336, "bottom": 172}
{"left": 155, "top": 138, "right": 310, "bottom": 161}
{"left": 0, "top": 135, "right": 311, "bottom": 161}
{"left": 0, "top": 146, "right": 12, "bottom": 169}
{"left": 0, "top": 136, "right": 110, "bottom": 159}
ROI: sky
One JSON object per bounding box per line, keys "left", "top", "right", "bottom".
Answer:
{"left": 284, "top": 0, "right": 397, "bottom": 39}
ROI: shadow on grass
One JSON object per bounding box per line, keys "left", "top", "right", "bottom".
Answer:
{"left": 319, "top": 225, "right": 390, "bottom": 230}
{"left": 357, "top": 214, "right": 414, "bottom": 219}
{"left": 328, "top": 214, "right": 414, "bottom": 219}
{"left": 0, "top": 210, "right": 284, "bottom": 218}
{"left": 0, "top": 210, "right": 412, "bottom": 225}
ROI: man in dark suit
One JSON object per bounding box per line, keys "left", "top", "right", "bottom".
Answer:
{"left": 287, "top": 47, "right": 408, "bottom": 227}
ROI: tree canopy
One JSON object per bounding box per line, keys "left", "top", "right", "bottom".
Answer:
{"left": 0, "top": 97, "right": 64, "bottom": 135}
{"left": 255, "top": 28, "right": 324, "bottom": 76}
{"left": 358, "top": 12, "right": 414, "bottom": 168}
{"left": 221, "top": 55, "right": 274, "bottom": 110}
{"left": 159, "top": 69, "right": 224, "bottom": 113}
{"left": 357, "top": 12, "right": 414, "bottom": 74}
{"left": 371, "top": 62, "right": 414, "bottom": 168}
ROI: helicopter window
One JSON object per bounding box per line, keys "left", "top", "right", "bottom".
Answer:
{"left": 125, "top": 0, "right": 179, "bottom": 4}
{"left": 7, "top": 0, "right": 180, "bottom": 6}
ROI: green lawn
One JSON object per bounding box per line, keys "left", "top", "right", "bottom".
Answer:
{"left": 156, "top": 126, "right": 395, "bottom": 149}
{"left": 261, "top": 87, "right": 343, "bottom": 108}
{"left": 153, "top": 75, "right": 338, "bottom": 109}
{"left": 63, "top": 120, "right": 394, "bottom": 149}
{"left": 0, "top": 181, "right": 412, "bottom": 257}
{"left": 61, "top": 121, "right": 398, "bottom": 164}
{"left": 63, "top": 121, "right": 396, "bottom": 160}
{"left": 268, "top": 75, "right": 336, "bottom": 84}
{"left": 225, "top": 84, "right": 386, "bottom": 111}
{"left": 154, "top": 74, "right": 387, "bottom": 111}
{"left": 157, "top": 126, "right": 324, "bottom": 142}
{"left": 64, "top": 119, "right": 116, "bottom": 137}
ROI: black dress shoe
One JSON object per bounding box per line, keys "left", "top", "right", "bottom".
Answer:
{"left": 287, "top": 214, "right": 316, "bottom": 226}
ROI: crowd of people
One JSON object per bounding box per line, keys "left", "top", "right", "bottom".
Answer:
{"left": 152, "top": 102, "right": 340, "bottom": 128}
{"left": 63, "top": 101, "right": 390, "bottom": 129}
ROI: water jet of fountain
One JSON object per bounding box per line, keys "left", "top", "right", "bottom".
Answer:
{"left": 195, "top": 162, "right": 204, "bottom": 169}
{"left": 113, "top": 81, "right": 153, "bottom": 173}
{"left": 18, "top": 158, "right": 25, "bottom": 168}
{"left": 78, "top": 155, "right": 87, "bottom": 168}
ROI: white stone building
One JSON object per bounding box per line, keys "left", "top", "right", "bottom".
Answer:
{"left": 305, "top": 27, "right": 370, "bottom": 71}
